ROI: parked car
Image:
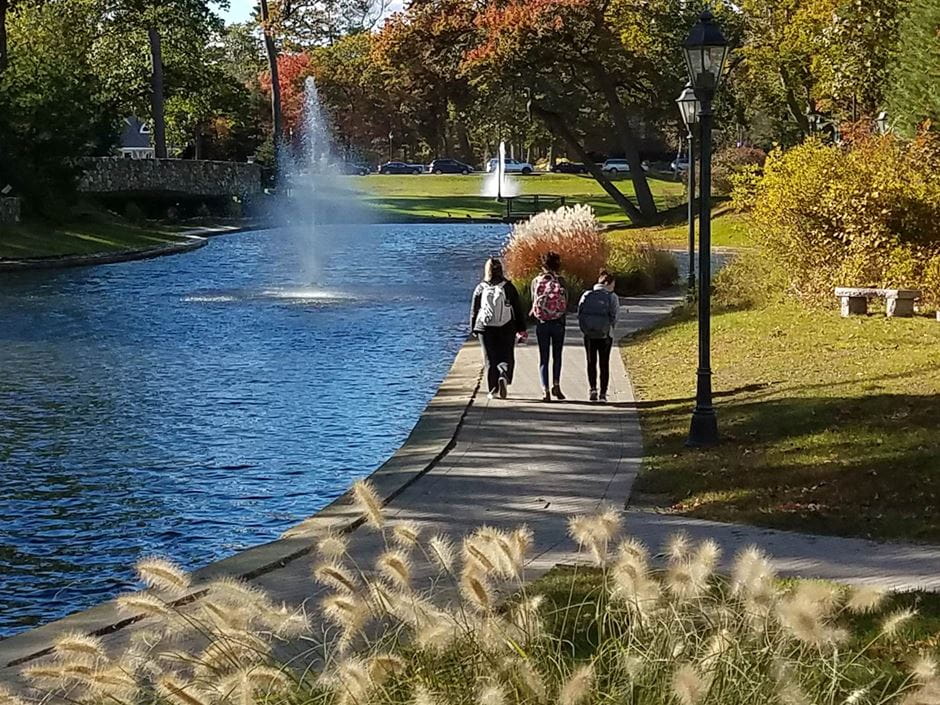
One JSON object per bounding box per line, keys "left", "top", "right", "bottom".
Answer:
{"left": 670, "top": 157, "right": 690, "bottom": 172}
{"left": 333, "top": 162, "right": 371, "bottom": 175}
{"left": 601, "top": 158, "right": 649, "bottom": 174}
{"left": 550, "top": 161, "right": 588, "bottom": 174}
{"left": 428, "top": 158, "right": 474, "bottom": 175}
{"left": 485, "top": 158, "right": 534, "bottom": 175}
{"left": 379, "top": 161, "right": 423, "bottom": 175}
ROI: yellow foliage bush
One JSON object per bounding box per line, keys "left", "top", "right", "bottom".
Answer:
{"left": 733, "top": 133, "right": 940, "bottom": 308}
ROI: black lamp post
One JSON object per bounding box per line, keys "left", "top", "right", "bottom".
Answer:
{"left": 683, "top": 9, "right": 729, "bottom": 447}
{"left": 677, "top": 84, "right": 700, "bottom": 295}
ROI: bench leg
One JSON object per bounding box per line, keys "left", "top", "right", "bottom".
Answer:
{"left": 886, "top": 296, "right": 914, "bottom": 318}
{"left": 841, "top": 296, "right": 868, "bottom": 317}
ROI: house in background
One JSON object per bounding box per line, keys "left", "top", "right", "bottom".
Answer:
{"left": 118, "top": 117, "right": 155, "bottom": 159}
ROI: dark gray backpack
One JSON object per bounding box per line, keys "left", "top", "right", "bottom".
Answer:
{"left": 578, "top": 289, "right": 612, "bottom": 339}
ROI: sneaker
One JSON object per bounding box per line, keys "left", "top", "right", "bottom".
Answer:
{"left": 487, "top": 391, "right": 496, "bottom": 400}
{"left": 498, "top": 375, "right": 508, "bottom": 399}
{"left": 599, "top": 393, "right": 608, "bottom": 403}
{"left": 541, "top": 388, "right": 552, "bottom": 402}
{"left": 551, "top": 384, "right": 566, "bottom": 401}
{"left": 589, "top": 389, "right": 598, "bottom": 402}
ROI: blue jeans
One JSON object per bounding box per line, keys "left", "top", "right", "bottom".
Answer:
{"left": 536, "top": 318, "right": 566, "bottom": 388}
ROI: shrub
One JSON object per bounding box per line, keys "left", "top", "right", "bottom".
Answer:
{"left": 737, "top": 133, "right": 940, "bottom": 307}
{"left": 28, "top": 484, "right": 940, "bottom": 705}
{"left": 607, "top": 240, "right": 679, "bottom": 295}
{"left": 712, "top": 146, "right": 767, "bottom": 197}
{"left": 503, "top": 204, "right": 609, "bottom": 287}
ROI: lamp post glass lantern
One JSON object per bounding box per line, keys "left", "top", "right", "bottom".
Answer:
{"left": 683, "top": 10, "right": 728, "bottom": 447}
{"left": 676, "top": 84, "right": 700, "bottom": 294}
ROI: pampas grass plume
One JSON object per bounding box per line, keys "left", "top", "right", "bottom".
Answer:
{"left": 558, "top": 663, "right": 594, "bottom": 705}
{"left": 352, "top": 479, "right": 385, "bottom": 530}
{"left": 461, "top": 569, "right": 493, "bottom": 613}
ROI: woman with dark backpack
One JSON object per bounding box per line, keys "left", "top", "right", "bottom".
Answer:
{"left": 577, "top": 269, "right": 620, "bottom": 402}
{"left": 530, "top": 251, "right": 568, "bottom": 402}
{"left": 470, "top": 258, "right": 528, "bottom": 399}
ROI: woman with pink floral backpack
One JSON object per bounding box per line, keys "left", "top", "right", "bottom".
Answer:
{"left": 530, "top": 251, "right": 569, "bottom": 402}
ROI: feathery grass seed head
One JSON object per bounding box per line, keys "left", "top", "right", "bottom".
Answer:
{"left": 559, "top": 663, "right": 594, "bottom": 705}
{"left": 377, "top": 550, "right": 412, "bottom": 590}
{"left": 136, "top": 557, "right": 191, "bottom": 595}
{"left": 392, "top": 521, "right": 422, "bottom": 549}
{"left": 846, "top": 584, "right": 887, "bottom": 614}
{"left": 352, "top": 479, "right": 385, "bottom": 530}
{"left": 53, "top": 632, "right": 107, "bottom": 664}
{"left": 429, "top": 533, "right": 456, "bottom": 573}
{"left": 314, "top": 562, "right": 359, "bottom": 593}
{"left": 317, "top": 532, "right": 349, "bottom": 560}
{"left": 672, "top": 663, "right": 707, "bottom": 705}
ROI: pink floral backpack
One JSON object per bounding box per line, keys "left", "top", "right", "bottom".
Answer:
{"left": 531, "top": 273, "right": 567, "bottom": 321}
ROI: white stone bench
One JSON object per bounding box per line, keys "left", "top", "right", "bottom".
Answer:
{"left": 834, "top": 287, "right": 920, "bottom": 318}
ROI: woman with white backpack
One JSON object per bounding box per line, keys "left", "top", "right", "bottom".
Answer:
{"left": 470, "top": 258, "right": 528, "bottom": 399}
{"left": 530, "top": 251, "right": 569, "bottom": 402}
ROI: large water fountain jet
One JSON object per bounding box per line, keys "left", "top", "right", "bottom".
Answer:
{"left": 276, "top": 77, "right": 370, "bottom": 284}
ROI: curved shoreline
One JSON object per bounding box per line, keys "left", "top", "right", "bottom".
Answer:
{"left": 0, "top": 340, "right": 482, "bottom": 671}
{"left": 0, "top": 224, "right": 265, "bottom": 273}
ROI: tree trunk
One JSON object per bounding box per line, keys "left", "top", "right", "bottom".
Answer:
{"left": 0, "top": 0, "right": 9, "bottom": 75}
{"left": 548, "top": 140, "right": 556, "bottom": 168}
{"left": 194, "top": 124, "right": 203, "bottom": 160}
{"left": 456, "top": 121, "right": 474, "bottom": 164}
{"left": 259, "top": 0, "right": 283, "bottom": 149}
{"left": 531, "top": 103, "right": 645, "bottom": 224}
{"left": 591, "top": 64, "right": 657, "bottom": 221}
{"left": 147, "top": 26, "right": 168, "bottom": 159}
{"left": 780, "top": 68, "right": 811, "bottom": 135}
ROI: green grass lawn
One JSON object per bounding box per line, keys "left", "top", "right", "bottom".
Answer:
{"left": 0, "top": 221, "right": 188, "bottom": 259}
{"left": 607, "top": 206, "right": 752, "bottom": 249}
{"left": 350, "top": 173, "right": 687, "bottom": 223}
{"left": 621, "top": 300, "right": 940, "bottom": 543}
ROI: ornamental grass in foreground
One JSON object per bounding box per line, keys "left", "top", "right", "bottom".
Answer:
{"left": 17, "top": 479, "right": 940, "bottom": 705}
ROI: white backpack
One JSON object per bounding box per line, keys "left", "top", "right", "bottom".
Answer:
{"left": 477, "top": 281, "right": 513, "bottom": 328}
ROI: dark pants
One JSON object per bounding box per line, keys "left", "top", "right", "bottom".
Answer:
{"left": 584, "top": 335, "right": 613, "bottom": 394}
{"left": 535, "top": 318, "right": 566, "bottom": 389}
{"left": 480, "top": 323, "right": 516, "bottom": 393}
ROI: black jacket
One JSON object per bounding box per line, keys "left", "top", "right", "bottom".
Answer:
{"left": 470, "top": 279, "right": 527, "bottom": 333}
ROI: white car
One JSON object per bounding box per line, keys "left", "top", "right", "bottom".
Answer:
{"left": 485, "top": 158, "right": 534, "bottom": 175}
{"left": 601, "top": 158, "right": 649, "bottom": 174}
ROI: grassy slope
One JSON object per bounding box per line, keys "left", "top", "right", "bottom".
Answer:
{"left": 621, "top": 300, "right": 940, "bottom": 543}
{"left": 607, "top": 206, "right": 752, "bottom": 249}
{"left": 350, "top": 173, "right": 686, "bottom": 223}
{"left": 0, "top": 221, "right": 187, "bottom": 259}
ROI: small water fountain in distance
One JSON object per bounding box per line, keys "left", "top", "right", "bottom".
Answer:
{"left": 481, "top": 140, "right": 519, "bottom": 199}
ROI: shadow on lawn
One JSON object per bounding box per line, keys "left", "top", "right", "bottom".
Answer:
{"left": 636, "top": 388, "right": 940, "bottom": 542}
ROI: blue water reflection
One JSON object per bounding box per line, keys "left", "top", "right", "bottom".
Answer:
{"left": 0, "top": 224, "right": 508, "bottom": 636}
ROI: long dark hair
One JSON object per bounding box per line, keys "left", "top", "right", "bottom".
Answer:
{"left": 484, "top": 257, "right": 504, "bottom": 283}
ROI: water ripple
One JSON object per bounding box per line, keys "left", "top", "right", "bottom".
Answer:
{"left": 0, "top": 223, "right": 508, "bottom": 637}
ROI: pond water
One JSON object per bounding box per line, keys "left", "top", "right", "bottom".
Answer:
{"left": 0, "top": 224, "right": 508, "bottom": 637}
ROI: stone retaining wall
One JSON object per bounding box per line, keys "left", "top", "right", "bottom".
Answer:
{"left": 78, "top": 158, "right": 262, "bottom": 198}
{"left": 0, "top": 197, "right": 21, "bottom": 224}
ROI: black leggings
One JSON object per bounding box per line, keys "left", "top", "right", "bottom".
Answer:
{"left": 584, "top": 336, "right": 613, "bottom": 394}
{"left": 481, "top": 323, "right": 517, "bottom": 393}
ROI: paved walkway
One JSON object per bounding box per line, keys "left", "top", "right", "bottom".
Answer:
{"left": 4, "top": 287, "right": 940, "bottom": 689}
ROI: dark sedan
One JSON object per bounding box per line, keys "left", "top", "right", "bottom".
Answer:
{"left": 550, "top": 161, "right": 589, "bottom": 174}
{"left": 428, "top": 158, "right": 473, "bottom": 175}
{"left": 379, "top": 161, "right": 423, "bottom": 175}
